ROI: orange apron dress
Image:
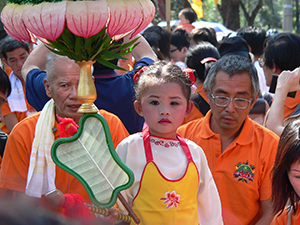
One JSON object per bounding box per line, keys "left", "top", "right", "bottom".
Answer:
{"left": 131, "top": 130, "right": 199, "bottom": 225}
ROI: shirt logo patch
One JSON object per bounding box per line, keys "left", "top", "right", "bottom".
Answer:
{"left": 160, "top": 190, "right": 180, "bottom": 209}
{"left": 233, "top": 161, "right": 255, "bottom": 183}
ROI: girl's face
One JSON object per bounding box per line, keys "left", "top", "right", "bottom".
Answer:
{"left": 288, "top": 160, "right": 300, "bottom": 198}
{"left": 134, "top": 82, "right": 193, "bottom": 139}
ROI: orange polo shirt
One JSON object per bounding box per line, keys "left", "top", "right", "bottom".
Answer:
{"left": 284, "top": 92, "right": 300, "bottom": 119}
{"left": 182, "top": 84, "right": 209, "bottom": 125}
{"left": 0, "top": 110, "right": 129, "bottom": 213}
{"left": 178, "top": 110, "right": 279, "bottom": 225}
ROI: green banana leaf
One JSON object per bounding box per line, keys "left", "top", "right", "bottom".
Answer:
{"left": 51, "top": 113, "right": 134, "bottom": 208}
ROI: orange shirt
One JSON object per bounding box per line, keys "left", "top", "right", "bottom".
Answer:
{"left": 182, "top": 85, "right": 208, "bottom": 125}
{"left": 1, "top": 87, "right": 36, "bottom": 134}
{"left": 284, "top": 92, "right": 300, "bottom": 119}
{"left": 0, "top": 110, "right": 129, "bottom": 213}
{"left": 175, "top": 24, "right": 195, "bottom": 33}
{"left": 177, "top": 111, "right": 279, "bottom": 225}
{"left": 271, "top": 205, "right": 300, "bottom": 225}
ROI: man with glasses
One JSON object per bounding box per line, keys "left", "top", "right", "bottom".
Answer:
{"left": 178, "top": 55, "right": 279, "bottom": 225}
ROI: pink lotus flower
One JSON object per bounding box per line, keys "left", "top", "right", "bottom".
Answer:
{"left": 1, "top": 4, "right": 34, "bottom": 43}
{"left": 160, "top": 190, "right": 181, "bottom": 209}
{"left": 66, "top": 0, "right": 109, "bottom": 38}
{"left": 1, "top": 0, "right": 155, "bottom": 47}
{"left": 130, "top": 0, "right": 156, "bottom": 38}
{"left": 107, "top": 0, "right": 142, "bottom": 41}
{"left": 22, "top": 1, "right": 66, "bottom": 42}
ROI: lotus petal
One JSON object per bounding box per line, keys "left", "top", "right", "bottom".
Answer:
{"left": 107, "top": 0, "right": 142, "bottom": 39}
{"left": 22, "top": 1, "right": 66, "bottom": 42}
{"left": 1, "top": 4, "right": 32, "bottom": 42}
{"left": 66, "top": 0, "right": 108, "bottom": 39}
{"left": 130, "top": 0, "right": 155, "bottom": 38}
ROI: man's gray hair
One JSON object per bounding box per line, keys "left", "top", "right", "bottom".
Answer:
{"left": 203, "top": 55, "right": 260, "bottom": 101}
{"left": 45, "top": 51, "right": 59, "bottom": 84}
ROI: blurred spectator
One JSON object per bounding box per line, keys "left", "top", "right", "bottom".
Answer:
{"left": 0, "top": 67, "right": 10, "bottom": 167}
{"left": 183, "top": 41, "right": 220, "bottom": 124}
{"left": 143, "top": 25, "right": 171, "bottom": 61}
{"left": 189, "top": 27, "right": 219, "bottom": 47}
{"left": 175, "top": 8, "right": 197, "bottom": 33}
{"left": 218, "top": 36, "right": 250, "bottom": 59}
{"left": 248, "top": 98, "right": 269, "bottom": 126}
{"left": 170, "top": 28, "right": 190, "bottom": 69}
{"left": 262, "top": 32, "right": 300, "bottom": 119}
{"left": 0, "top": 36, "right": 36, "bottom": 134}
{"left": 237, "top": 26, "right": 269, "bottom": 95}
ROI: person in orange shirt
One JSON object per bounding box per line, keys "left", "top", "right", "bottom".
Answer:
{"left": 178, "top": 55, "right": 279, "bottom": 225}
{"left": 0, "top": 36, "right": 36, "bottom": 134}
{"left": 271, "top": 120, "right": 300, "bottom": 225}
{"left": 182, "top": 41, "right": 220, "bottom": 124}
{"left": 0, "top": 68, "right": 11, "bottom": 167}
{"left": 175, "top": 8, "right": 197, "bottom": 33}
{"left": 261, "top": 32, "right": 300, "bottom": 119}
{"left": 0, "top": 52, "right": 129, "bottom": 215}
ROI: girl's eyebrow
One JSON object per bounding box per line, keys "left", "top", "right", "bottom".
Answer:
{"left": 290, "top": 168, "right": 300, "bottom": 172}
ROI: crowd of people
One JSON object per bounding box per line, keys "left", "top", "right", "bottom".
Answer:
{"left": 1, "top": 6, "right": 300, "bottom": 225}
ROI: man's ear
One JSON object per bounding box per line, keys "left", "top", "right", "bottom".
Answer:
{"left": 250, "top": 94, "right": 259, "bottom": 110}
{"left": 44, "top": 79, "right": 53, "bottom": 98}
{"left": 134, "top": 100, "right": 144, "bottom": 117}
{"left": 2, "top": 58, "right": 7, "bottom": 66}
{"left": 185, "top": 101, "right": 194, "bottom": 116}
{"left": 272, "top": 63, "right": 282, "bottom": 75}
{"left": 181, "top": 46, "right": 188, "bottom": 54}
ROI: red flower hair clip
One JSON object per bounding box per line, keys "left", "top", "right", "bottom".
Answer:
{"left": 133, "top": 66, "right": 148, "bottom": 83}
{"left": 183, "top": 68, "right": 196, "bottom": 85}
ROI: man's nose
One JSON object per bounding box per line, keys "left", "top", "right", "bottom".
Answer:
{"left": 225, "top": 100, "right": 235, "bottom": 112}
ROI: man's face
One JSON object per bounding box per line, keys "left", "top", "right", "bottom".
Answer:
{"left": 0, "top": 90, "right": 7, "bottom": 123}
{"left": 3, "top": 47, "right": 29, "bottom": 80}
{"left": 170, "top": 44, "right": 186, "bottom": 63}
{"left": 44, "top": 57, "right": 83, "bottom": 124}
{"left": 208, "top": 71, "right": 255, "bottom": 135}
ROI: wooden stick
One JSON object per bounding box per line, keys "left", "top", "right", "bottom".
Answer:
{"left": 117, "top": 193, "right": 140, "bottom": 224}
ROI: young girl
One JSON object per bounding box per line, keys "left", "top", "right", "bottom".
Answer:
{"left": 116, "top": 61, "right": 223, "bottom": 224}
{"left": 271, "top": 120, "right": 300, "bottom": 224}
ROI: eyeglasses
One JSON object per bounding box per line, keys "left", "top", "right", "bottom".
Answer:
{"left": 170, "top": 48, "right": 178, "bottom": 53}
{"left": 211, "top": 94, "right": 252, "bottom": 109}
{"left": 258, "top": 58, "right": 265, "bottom": 67}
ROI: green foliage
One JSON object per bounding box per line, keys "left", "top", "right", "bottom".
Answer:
{"left": 46, "top": 26, "right": 139, "bottom": 70}
{"left": 7, "top": 0, "right": 62, "bottom": 4}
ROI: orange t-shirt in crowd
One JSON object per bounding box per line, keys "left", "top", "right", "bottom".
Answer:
{"left": 0, "top": 109, "right": 129, "bottom": 213}
{"left": 177, "top": 111, "right": 279, "bottom": 225}
{"left": 271, "top": 204, "right": 300, "bottom": 225}
{"left": 1, "top": 86, "right": 36, "bottom": 134}
{"left": 175, "top": 24, "right": 195, "bottom": 33}
{"left": 182, "top": 84, "right": 209, "bottom": 125}
{"left": 284, "top": 91, "right": 300, "bottom": 119}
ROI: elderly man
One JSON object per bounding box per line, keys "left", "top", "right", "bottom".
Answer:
{"left": 0, "top": 51, "right": 129, "bottom": 213}
{"left": 23, "top": 35, "right": 157, "bottom": 134}
{"left": 178, "top": 55, "right": 278, "bottom": 225}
